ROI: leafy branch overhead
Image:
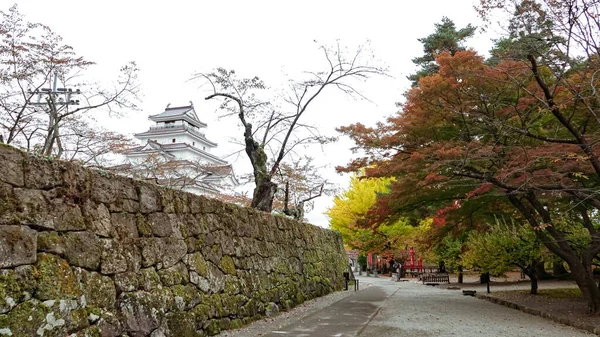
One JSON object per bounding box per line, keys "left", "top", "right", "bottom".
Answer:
{"left": 192, "top": 42, "right": 387, "bottom": 212}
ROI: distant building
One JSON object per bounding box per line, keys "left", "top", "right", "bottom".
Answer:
{"left": 122, "top": 103, "right": 238, "bottom": 195}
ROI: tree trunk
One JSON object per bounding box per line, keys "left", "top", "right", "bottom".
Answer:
{"left": 534, "top": 261, "right": 549, "bottom": 280}
{"left": 523, "top": 264, "right": 538, "bottom": 295}
{"left": 569, "top": 261, "right": 600, "bottom": 314}
{"left": 251, "top": 178, "right": 277, "bottom": 212}
{"left": 457, "top": 265, "right": 463, "bottom": 284}
{"left": 553, "top": 261, "right": 568, "bottom": 277}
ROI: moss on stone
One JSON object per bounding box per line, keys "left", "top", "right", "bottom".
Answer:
{"left": 0, "top": 270, "right": 21, "bottom": 313}
{"left": 139, "top": 267, "right": 161, "bottom": 291}
{"left": 165, "top": 312, "right": 198, "bottom": 337}
{"left": 219, "top": 256, "right": 236, "bottom": 276}
{"left": 136, "top": 213, "right": 152, "bottom": 237}
{"left": 158, "top": 262, "right": 189, "bottom": 287}
{"left": 204, "top": 319, "right": 220, "bottom": 336}
{"left": 67, "top": 308, "right": 90, "bottom": 333}
{"left": 37, "top": 231, "right": 66, "bottom": 254}
{"left": 76, "top": 269, "right": 116, "bottom": 309}
{"left": 189, "top": 253, "right": 208, "bottom": 277}
{"left": 3, "top": 300, "right": 48, "bottom": 336}
{"left": 34, "top": 253, "right": 81, "bottom": 301}
{"left": 171, "top": 284, "right": 202, "bottom": 311}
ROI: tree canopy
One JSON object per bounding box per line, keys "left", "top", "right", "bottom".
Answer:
{"left": 339, "top": 0, "right": 600, "bottom": 313}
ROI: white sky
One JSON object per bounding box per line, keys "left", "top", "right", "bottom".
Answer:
{"left": 13, "top": 0, "right": 496, "bottom": 227}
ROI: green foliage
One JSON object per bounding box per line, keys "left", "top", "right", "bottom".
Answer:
{"left": 462, "top": 219, "right": 542, "bottom": 275}
{"left": 408, "top": 17, "right": 476, "bottom": 86}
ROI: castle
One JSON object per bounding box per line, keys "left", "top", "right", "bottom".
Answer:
{"left": 123, "top": 103, "right": 238, "bottom": 195}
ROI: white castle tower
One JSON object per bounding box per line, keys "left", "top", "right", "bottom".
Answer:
{"left": 124, "top": 103, "right": 238, "bottom": 195}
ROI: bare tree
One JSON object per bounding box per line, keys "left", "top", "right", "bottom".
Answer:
{"left": 0, "top": 5, "right": 139, "bottom": 160}
{"left": 193, "top": 42, "right": 386, "bottom": 212}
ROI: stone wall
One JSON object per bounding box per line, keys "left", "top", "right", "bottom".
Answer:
{"left": 0, "top": 144, "right": 348, "bottom": 336}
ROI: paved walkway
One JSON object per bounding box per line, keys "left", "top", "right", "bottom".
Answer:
{"left": 252, "top": 275, "right": 596, "bottom": 337}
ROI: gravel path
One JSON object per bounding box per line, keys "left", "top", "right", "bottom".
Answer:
{"left": 219, "top": 275, "right": 596, "bottom": 336}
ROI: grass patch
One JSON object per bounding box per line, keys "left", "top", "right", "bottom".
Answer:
{"left": 537, "top": 288, "right": 583, "bottom": 299}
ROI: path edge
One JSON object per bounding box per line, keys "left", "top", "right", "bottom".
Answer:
{"left": 475, "top": 293, "right": 600, "bottom": 335}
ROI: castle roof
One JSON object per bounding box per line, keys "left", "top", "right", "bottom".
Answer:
{"left": 126, "top": 140, "right": 227, "bottom": 165}
{"left": 149, "top": 104, "right": 207, "bottom": 128}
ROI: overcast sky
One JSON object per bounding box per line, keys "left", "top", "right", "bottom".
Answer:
{"left": 13, "top": 0, "right": 497, "bottom": 227}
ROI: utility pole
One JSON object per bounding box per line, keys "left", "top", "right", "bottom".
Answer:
{"left": 28, "top": 73, "right": 80, "bottom": 156}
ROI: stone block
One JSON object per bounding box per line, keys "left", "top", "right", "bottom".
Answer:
{"left": 158, "top": 262, "right": 189, "bottom": 287}
{"left": 0, "top": 225, "right": 37, "bottom": 268}
{"left": 64, "top": 232, "right": 102, "bottom": 270}
{"left": 34, "top": 253, "right": 81, "bottom": 301}
{"left": 82, "top": 200, "right": 114, "bottom": 238}
{"left": 110, "top": 212, "right": 139, "bottom": 239}
{"left": 100, "top": 239, "right": 141, "bottom": 275}
{"left": 89, "top": 170, "right": 119, "bottom": 204}
{"left": 138, "top": 237, "right": 165, "bottom": 268}
{"left": 161, "top": 238, "right": 187, "bottom": 269}
{"left": 74, "top": 268, "right": 116, "bottom": 308}
{"left": 23, "top": 156, "right": 62, "bottom": 189}
{"left": 138, "top": 184, "right": 161, "bottom": 213}
{"left": 12, "top": 188, "right": 53, "bottom": 228}
{"left": 50, "top": 199, "right": 86, "bottom": 231}
{"left": 0, "top": 145, "right": 24, "bottom": 186}
{"left": 37, "top": 231, "right": 66, "bottom": 255}
{"left": 113, "top": 271, "right": 139, "bottom": 293}
{"left": 147, "top": 213, "right": 182, "bottom": 238}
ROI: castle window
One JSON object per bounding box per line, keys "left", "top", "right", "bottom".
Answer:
{"left": 193, "top": 141, "right": 195, "bottom": 146}
{"left": 203, "top": 146, "right": 206, "bottom": 151}
{"left": 172, "top": 138, "right": 176, "bottom": 143}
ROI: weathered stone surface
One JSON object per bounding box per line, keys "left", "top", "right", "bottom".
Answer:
{"left": 0, "top": 269, "right": 20, "bottom": 314}
{"left": 100, "top": 239, "right": 141, "bottom": 275}
{"left": 118, "top": 291, "right": 167, "bottom": 334}
{"left": 161, "top": 238, "right": 187, "bottom": 269}
{"left": 37, "top": 231, "right": 66, "bottom": 255}
{"left": 82, "top": 200, "right": 114, "bottom": 238}
{"left": 158, "top": 262, "right": 189, "bottom": 287}
{"left": 1, "top": 299, "right": 48, "bottom": 336}
{"left": 110, "top": 212, "right": 139, "bottom": 239}
{"left": 12, "top": 188, "right": 53, "bottom": 228}
{"left": 65, "top": 232, "right": 102, "bottom": 270}
{"left": 51, "top": 199, "right": 86, "bottom": 231}
{"left": 147, "top": 213, "right": 182, "bottom": 238}
{"left": 139, "top": 268, "right": 161, "bottom": 291}
{"left": 114, "top": 271, "right": 139, "bottom": 293}
{"left": 0, "top": 225, "right": 37, "bottom": 268}
{"left": 0, "top": 145, "right": 24, "bottom": 186}
{"left": 23, "top": 156, "right": 62, "bottom": 189}
{"left": 138, "top": 238, "right": 165, "bottom": 268}
{"left": 89, "top": 171, "right": 119, "bottom": 204}
{"left": 139, "top": 184, "right": 161, "bottom": 213}
{"left": 74, "top": 268, "right": 116, "bottom": 308}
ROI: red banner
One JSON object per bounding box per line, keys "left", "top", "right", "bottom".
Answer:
{"left": 367, "top": 253, "right": 373, "bottom": 266}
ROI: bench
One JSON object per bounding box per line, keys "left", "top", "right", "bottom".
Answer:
{"left": 421, "top": 273, "right": 450, "bottom": 285}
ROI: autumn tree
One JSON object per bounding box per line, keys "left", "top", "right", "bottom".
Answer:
{"left": 0, "top": 5, "right": 139, "bottom": 164}
{"left": 339, "top": 0, "right": 600, "bottom": 313}
{"left": 326, "top": 174, "right": 425, "bottom": 256}
{"left": 193, "top": 43, "right": 386, "bottom": 212}
{"left": 408, "top": 17, "right": 476, "bottom": 87}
